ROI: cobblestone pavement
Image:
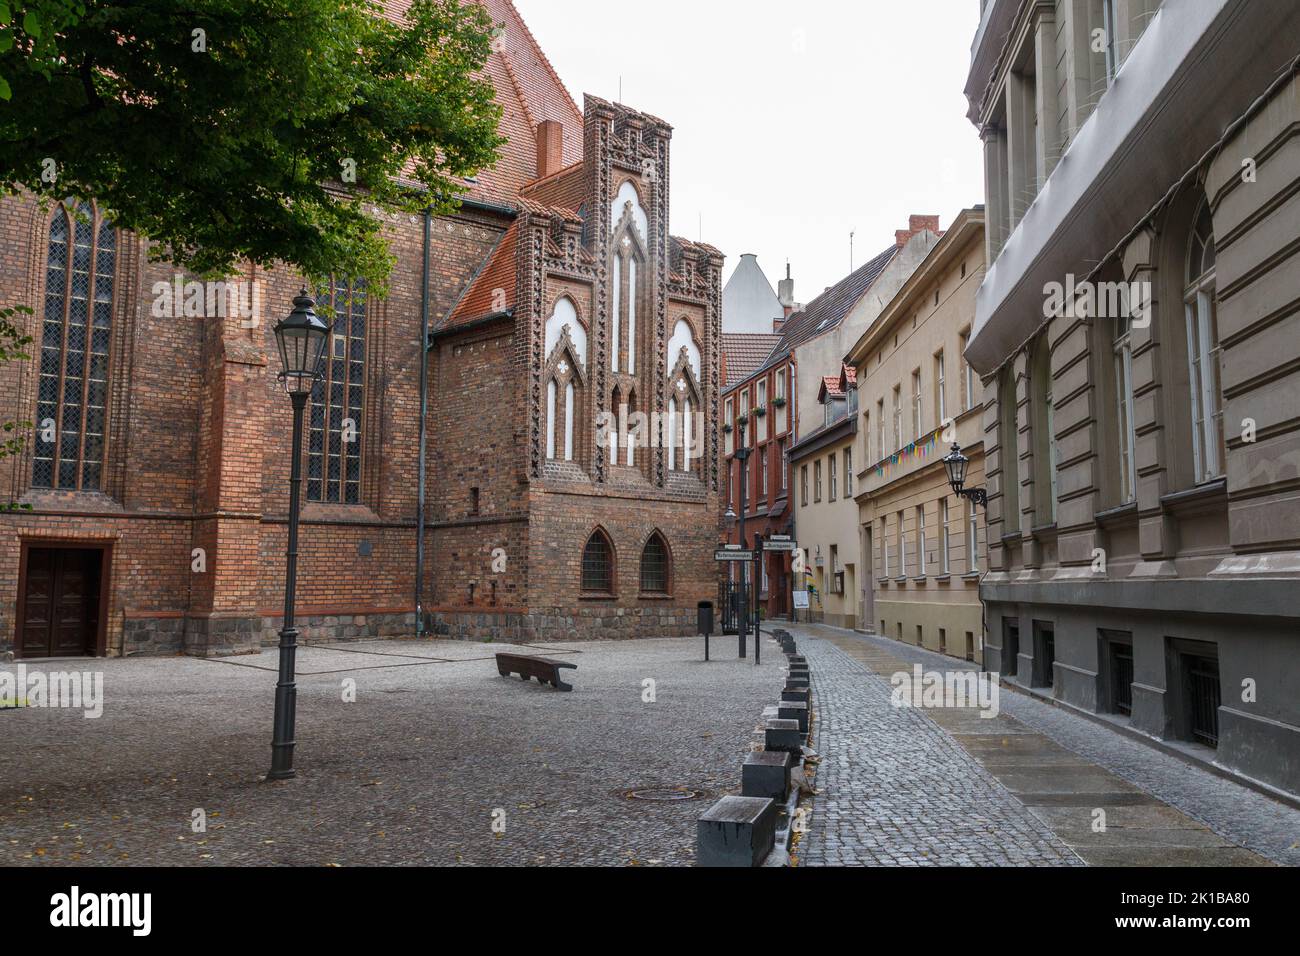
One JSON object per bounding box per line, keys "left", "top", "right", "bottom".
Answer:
{"left": 1, "top": 637, "right": 782, "bottom": 866}
{"left": 827, "top": 626, "right": 1300, "bottom": 866}
{"left": 792, "top": 629, "right": 1081, "bottom": 867}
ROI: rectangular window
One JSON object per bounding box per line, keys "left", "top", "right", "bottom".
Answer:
{"left": 940, "top": 498, "right": 950, "bottom": 574}
{"left": 1114, "top": 317, "right": 1137, "bottom": 502}
{"left": 876, "top": 399, "right": 885, "bottom": 459}
{"left": 882, "top": 517, "right": 890, "bottom": 578}
{"left": 814, "top": 460, "right": 822, "bottom": 503}
{"left": 967, "top": 497, "right": 979, "bottom": 574}
{"left": 779, "top": 438, "right": 787, "bottom": 490}
{"left": 843, "top": 448, "right": 853, "bottom": 497}
{"left": 828, "top": 454, "right": 837, "bottom": 502}
{"left": 897, "top": 509, "right": 906, "bottom": 576}
{"left": 1102, "top": 0, "right": 1121, "bottom": 82}
{"left": 800, "top": 464, "right": 808, "bottom": 507}
{"left": 916, "top": 505, "right": 925, "bottom": 576}
{"left": 961, "top": 331, "right": 975, "bottom": 411}
{"left": 934, "top": 350, "right": 946, "bottom": 427}
{"left": 892, "top": 386, "right": 902, "bottom": 451}
{"left": 724, "top": 397, "right": 734, "bottom": 455}
{"left": 1186, "top": 286, "right": 1225, "bottom": 483}
{"left": 757, "top": 378, "right": 767, "bottom": 413}
{"left": 309, "top": 277, "right": 367, "bottom": 504}
{"left": 912, "top": 370, "right": 923, "bottom": 439}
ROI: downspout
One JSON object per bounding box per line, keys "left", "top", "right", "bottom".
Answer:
{"left": 415, "top": 207, "right": 432, "bottom": 637}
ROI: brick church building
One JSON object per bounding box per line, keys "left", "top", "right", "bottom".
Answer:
{"left": 0, "top": 0, "right": 723, "bottom": 658}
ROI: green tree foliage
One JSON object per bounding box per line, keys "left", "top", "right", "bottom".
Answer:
{"left": 0, "top": 0, "right": 506, "bottom": 290}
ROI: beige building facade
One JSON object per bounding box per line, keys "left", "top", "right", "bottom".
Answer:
{"left": 848, "top": 210, "right": 988, "bottom": 664}
{"left": 965, "top": 0, "right": 1300, "bottom": 797}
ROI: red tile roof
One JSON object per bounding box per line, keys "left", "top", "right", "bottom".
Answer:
{"left": 821, "top": 376, "right": 844, "bottom": 397}
{"left": 445, "top": 221, "right": 518, "bottom": 328}
{"left": 520, "top": 161, "right": 586, "bottom": 213}
{"left": 382, "top": 1, "right": 584, "bottom": 207}
{"left": 722, "top": 333, "right": 781, "bottom": 389}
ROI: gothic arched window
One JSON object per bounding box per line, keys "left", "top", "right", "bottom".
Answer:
{"left": 640, "top": 532, "right": 670, "bottom": 594}
{"left": 581, "top": 528, "right": 614, "bottom": 593}
{"left": 544, "top": 297, "right": 585, "bottom": 465}
{"left": 309, "top": 276, "right": 367, "bottom": 503}
{"left": 33, "top": 200, "right": 116, "bottom": 491}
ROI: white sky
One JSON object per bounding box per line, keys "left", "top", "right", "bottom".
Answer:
{"left": 514, "top": 0, "right": 985, "bottom": 302}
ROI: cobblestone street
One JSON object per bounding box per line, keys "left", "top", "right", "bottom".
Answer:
{"left": 1, "top": 637, "right": 781, "bottom": 866}
{"left": 790, "top": 623, "right": 1297, "bottom": 867}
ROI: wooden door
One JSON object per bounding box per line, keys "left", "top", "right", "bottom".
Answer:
{"left": 20, "top": 548, "right": 101, "bottom": 657}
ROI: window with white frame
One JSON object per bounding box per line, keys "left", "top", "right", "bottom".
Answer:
{"left": 1113, "top": 316, "right": 1137, "bottom": 502}
{"left": 892, "top": 386, "right": 902, "bottom": 451}
{"left": 912, "top": 369, "right": 923, "bottom": 439}
{"left": 967, "top": 497, "right": 979, "bottom": 574}
{"left": 1185, "top": 201, "right": 1224, "bottom": 484}
{"left": 882, "top": 517, "right": 890, "bottom": 577}
{"left": 961, "top": 331, "right": 975, "bottom": 411}
{"left": 876, "top": 399, "right": 885, "bottom": 459}
{"left": 828, "top": 454, "right": 837, "bottom": 502}
{"left": 915, "top": 504, "right": 925, "bottom": 576}
{"left": 843, "top": 447, "right": 852, "bottom": 497}
{"left": 935, "top": 350, "right": 946, "bottom": 428}
{"left": 940, "top": 497, "right": 950, "bottom": 575}
{"left": 897, "top": 509, "right": 906, "bottom": 576}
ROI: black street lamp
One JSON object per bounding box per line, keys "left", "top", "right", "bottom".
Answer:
{"left": 267, "top": 290, "right": 330, "bottom": 781}
{"left": 942, "top": 442, "right": 988, "bottom": 509}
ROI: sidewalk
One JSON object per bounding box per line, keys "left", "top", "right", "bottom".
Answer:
{"left": 787, "top": 622, "right": 1293, "bottom": 866}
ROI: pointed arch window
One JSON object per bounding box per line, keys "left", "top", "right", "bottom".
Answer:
{"left": 640, "top": 532, "right": 670, "bottom": 594}
{"left": 543, "top": 297, "right": 586, "bottom": 466}
{"left": 1185, "top": 200, "right": 1224, "bottom": 484}
{"left": 309, "top": 277, "right": 367, "bottom": 503}
{"left": 33, "top": 200, "right": 116, "bottom": 491}
{"left": 581, "top": 529, "right": 614, "bottom": 593}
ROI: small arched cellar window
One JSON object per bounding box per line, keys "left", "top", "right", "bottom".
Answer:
{"left": 581, "top": 529, "right": 614, "bottom": 594}
{"left": 640, "top": 532, "right": 670, "bottom": 594}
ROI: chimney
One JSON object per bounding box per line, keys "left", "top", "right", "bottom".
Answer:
{"left": 536, "top": 120, "right": 564, "bottom": 179}
{"left": 897, "top": 214, "right": 941, "bottom": 248}
{"left": 777, "top": 262, "right": 795, "bottom": 318}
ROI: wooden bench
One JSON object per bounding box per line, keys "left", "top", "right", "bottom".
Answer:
{"left": 495, "top": 653, "right": 577, "bottom": 692}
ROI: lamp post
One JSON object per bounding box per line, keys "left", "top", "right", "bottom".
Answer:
{"left": 267, "top": 290, "right": 330, "bottom": 781}
{"left": 942, "top": 442, "right": 988, "bottom": 508}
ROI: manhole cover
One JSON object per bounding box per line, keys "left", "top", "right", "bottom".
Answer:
{"left": 618, "top": 786, "right": 710, "bottom": 803}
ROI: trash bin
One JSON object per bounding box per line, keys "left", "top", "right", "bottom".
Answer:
{"left": 697, "top": 601, "right": 714, "bottom": 637}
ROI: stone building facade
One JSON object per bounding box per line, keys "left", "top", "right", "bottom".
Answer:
{"left": 0, "top": 0, "right": 722, "bottom": 658}
{"left": 846, "top": 209, "right": 987, "bottom": 662}
{"left": 965, "top": 0, "right": 1300, "bottom": 796}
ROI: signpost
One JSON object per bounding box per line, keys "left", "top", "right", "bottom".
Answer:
{"left": 715, "top": 549, "right": 754, "bottom": 562}
{"left": 793, "top": 590, "right": 810, "bottom": 610}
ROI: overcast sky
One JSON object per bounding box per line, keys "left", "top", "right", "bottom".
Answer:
{"left": 514, "top": 0, "right": 985, "bottom": 303}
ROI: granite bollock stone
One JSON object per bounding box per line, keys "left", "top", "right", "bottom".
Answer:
{"left": 787, "top": 673, "right": 809, "bottom": 689}
{"left": 742, "top": 750, "right": 793, "bottom": 801}
{"left": 778, "top": 700, "right": 809, "bottom": 733}
{"left": 765, "top": 717, "right": 803, "bottom": 754}
{"left": 697, "top": 796, "right": 777, "bottom": 867}
{"left": 781, "top": 686, "right": 810, "bottom": 705}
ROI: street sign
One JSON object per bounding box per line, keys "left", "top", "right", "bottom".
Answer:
{"left": 793, "top": 590, "right": 810, "bottom": 609}
{"left": 715, "top": 550, "right": 754, "bottom": 562}
{"left": 723, "top": 543, "right": 744, "bottom": 550}
{"left": 768, "top": 534, "right": 792, "bottom": 542}
{"left": 764, "top": 539, "right": 797, "bottom": 552}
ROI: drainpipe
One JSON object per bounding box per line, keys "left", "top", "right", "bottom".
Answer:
{"left": 415, "top": 207, "right": 432, "bottom": 637}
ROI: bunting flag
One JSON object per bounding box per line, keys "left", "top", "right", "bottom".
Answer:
{"left": 876, "top": 426, "right": 944, "bottom": 478}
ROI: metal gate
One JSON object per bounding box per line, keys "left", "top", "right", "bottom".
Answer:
{"left": 1110, "top": 644, "right": 1134, "bottom": 715}
{"left": 1186, "top": 655, "right": 1221, "bottom": 747}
